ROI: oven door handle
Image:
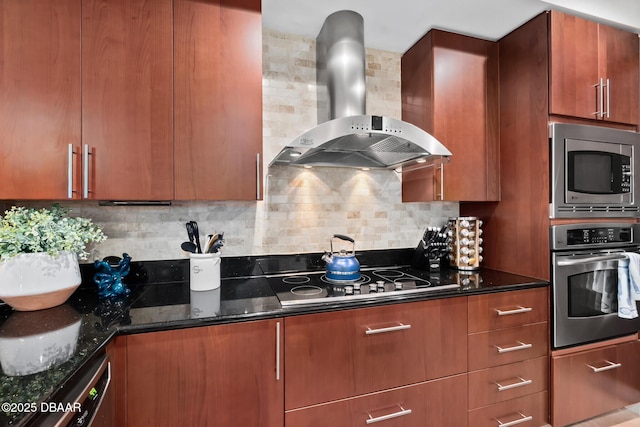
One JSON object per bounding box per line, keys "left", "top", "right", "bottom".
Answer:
{"left": 556, "top": 253, "right": 627, "bottom": 266}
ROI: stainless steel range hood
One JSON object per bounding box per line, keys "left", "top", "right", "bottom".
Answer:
{"left": 270, "top": 10, "right": 451, "bottom": 170}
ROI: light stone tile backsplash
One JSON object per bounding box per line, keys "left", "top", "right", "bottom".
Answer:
{"left": 4, "top": 30, "right": 458, "bottom": 262}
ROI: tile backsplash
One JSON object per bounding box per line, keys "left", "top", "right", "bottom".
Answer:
{"left": 4, "top": 30, "right": 457, "bottom": 262}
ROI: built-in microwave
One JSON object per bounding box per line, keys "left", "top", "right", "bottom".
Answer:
{"left": 550, "top": 123, "right": 640, "bottom": 218}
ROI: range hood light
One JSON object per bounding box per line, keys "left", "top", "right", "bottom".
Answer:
{"left": 289, "top": 150, "right": 302, "bottom": 157}
{"left": 416, "top": 158, "right": 427, "bottom": 163}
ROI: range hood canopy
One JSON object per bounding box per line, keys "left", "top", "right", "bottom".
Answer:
{"left": 270, "top": 10, "right": 451, "bottom": 170}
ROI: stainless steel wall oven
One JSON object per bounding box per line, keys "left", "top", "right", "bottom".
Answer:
{"left": 551, "top": 223, "right": 640, "bottom": 348}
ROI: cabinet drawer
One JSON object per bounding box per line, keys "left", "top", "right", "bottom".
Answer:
{"left": 284, "top": 298, "right": 467, "bottom": 409}
{"left": 468, "top": 391, "right": 548, "bottom": 427}
{"left": 469, "top": 356, "right": 548, "bottom": 409}
{"left": 285, "top": 374, "right": 467, "bottom": 427}
{"left": 468, "top": 288, "right": 548, "bottom": 333}
{"left": 551, "top": 340, "right": 640, "bottom": 427}
{"left": 468, "top": 322, "right": 548, "bottom": 370}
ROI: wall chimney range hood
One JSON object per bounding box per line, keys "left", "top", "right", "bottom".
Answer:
{"left": 270, "top": 10, "right": 451, "bottom": 170}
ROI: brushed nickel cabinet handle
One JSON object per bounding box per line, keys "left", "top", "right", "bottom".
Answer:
{"left": 366, "top": 405, "right": 412, "bottom": 424}
{"left": 68, "top": 144, "right": 77, "bottom": 198}
{"left": 440, "top": 163, "right": 444, "bottom": 200}
{"left": 587, "top": 360, "right": 621, "bottom": 373}
{"left": 365, "top": 323, "right": 411, "bottom": 335}
{"left": 495, "top": 376, "right": 533, "bottom": 392}
{"left": 495, "top": 341, "right": 532, "bottom": 354}
{"left": 256, "top": 152, "right": 261, "bottom": 200}
{"left": 82, "top": 144, "right": 90, "bottom": 198}
{"left": 495, "top": 306, "right": 532, "bottom": 316}
{"left": 495, "top": 412, "right": 533, "bottom": 427}
{"left": 592, "top": 79, "right": 602, "bottom": 116}
{"left": 605, "top": 78, "right": 610, "bottom": 118}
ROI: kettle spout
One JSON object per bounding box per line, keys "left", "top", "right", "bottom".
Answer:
{"left": 322, "top": 251, "right": 333, "bottom": 264}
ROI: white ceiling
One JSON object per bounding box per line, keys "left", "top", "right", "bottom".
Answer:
{"left": 262, "top": 0, "right": 640, "bottom": 53}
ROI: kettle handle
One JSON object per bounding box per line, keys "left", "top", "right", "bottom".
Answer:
{"left": 331, "top": 234, "right": 355, "bottom": 254}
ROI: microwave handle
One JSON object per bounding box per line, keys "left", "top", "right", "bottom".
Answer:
{"left": 556, "top": 253, "right": 628, "bottom": 266}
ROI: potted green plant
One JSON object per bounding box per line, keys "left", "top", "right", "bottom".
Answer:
{"left": 0, "top": 204, "right": 106, "bottom": 311}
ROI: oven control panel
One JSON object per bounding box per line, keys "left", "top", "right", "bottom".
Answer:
{"left": 551, "top": 223, "right": 640, "bottom": 250}
{"left": 566, "top": 227, "right": 632, "bottom": 245}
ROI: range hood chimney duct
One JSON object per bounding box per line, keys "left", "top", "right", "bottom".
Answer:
{"left": 316, "top": 10, "right": 366, "bottom": 122}
{"left": 270, "top": 10, "right": 451, "bottom": 170}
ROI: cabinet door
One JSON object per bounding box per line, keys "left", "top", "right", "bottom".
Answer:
{"left": 82, "top": 0, "right": 173, "bottom": 200}
{"left": 551, "top": 343, "right": 633, "bottom": 427}
{"left": 284, "top": 298, "right": 467, "bottom": 410}
{"left": 598, "top": 24, "right": 639, "bottom": 125}
{"left": 126, "top": 319, "right": 283, "bottom": 427}
{"left": 0, "top": 0, "right": 81, "bottom": 199}
{"left": 401, "top": 30, "right": 499, "bottom": 202}
{"left": 549, "top": 11, "right": 600, "bottom": 121}
{"left": 285, "top": 374, "right": 467, "bottom": 427}
{"left": 174, "top": 0, "right": 262, "bottom": 201}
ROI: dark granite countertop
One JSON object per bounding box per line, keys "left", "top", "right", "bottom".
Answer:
{"left": 0, "top": 249, "right": 548, "bottom": 426}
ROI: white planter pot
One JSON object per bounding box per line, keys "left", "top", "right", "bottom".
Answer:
{"left": 0, "top": 251, "right": 81, "bottom": 311}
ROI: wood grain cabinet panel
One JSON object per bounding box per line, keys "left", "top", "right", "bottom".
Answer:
{"left": 285, "top": 374, "right": 468, "bottom": 427}
{"left": 82, "top": 0, "right": 174, "bottom": 200}
{"left": 549, "top": 10, "right": 639, "bottom": 125}
{"left": 284, "top": 298, "right": 468, "bottom": 410}
{"left": 125, "top": 319, "right": 283, "bottom": 427}
{"left": 552, "top": 340, "right": 640, "bottom": 427}
{"left": 401, "top": 30, "right": 500, "bottom": 202}
{"left": 174, "top": 0, "right": 263, "bottom": 200}
{"left": 468, "top": 322, "right": 548, "bottom": 371}
{"left": 0, "top": 0, "right": 81, "bottom": 200}
{"left": 468, "top": 288, "right": 548, "bottom": 333}
{"left": 468, "top": 391, "right": 548, "bottom": 427}
{"left": 468, "top": 356, "right": 548, "bottom": 409}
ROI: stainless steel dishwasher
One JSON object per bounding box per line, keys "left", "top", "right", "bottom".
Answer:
{"left": 29, "top": 352, "right": 112, "bottom": 427}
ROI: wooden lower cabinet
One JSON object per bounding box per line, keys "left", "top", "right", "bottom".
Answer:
{"left": 284, "top": 297, "right": 468, "bottom": 409}
{"left": 124, "top": 319, "right": 283, "bottom": 427}
{"left": 468, "top": 391, "right": 548, "bottom": 427}
{"left": 468, "top": 322, "right": 548, "bottom": 371}
{"left": 285, "top": 374, "right": 467, "bottom": 427}
{"left": 551, "top": 339, "right": 640, "bottom": 427}
{"left": 468, "top": 356, "right": 548, "bottom": 409}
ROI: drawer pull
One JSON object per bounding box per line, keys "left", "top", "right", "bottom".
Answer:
{"left": 495, "top": 412, "right": 533, "bottom": 427}
{"left": 495, "top": 376, "right": 533, "bottom": 392}
{"left": 495, "top": 306, "right": 532, "bottom": 316}
{"left": 495, "top": 341, "right": 532, "bottom": 354}
{"left": 365, "top": 323, "right": 411, "bottom": 335}
{"left": 587, "top": 360, "right": 622, "bottom": 373}
{"left": 366, "top": 405, "right": 412, "bottom": 424}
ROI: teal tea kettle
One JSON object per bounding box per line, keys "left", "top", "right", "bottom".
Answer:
{"left": 322, "top": 234, "right": 360, "bottom": 282}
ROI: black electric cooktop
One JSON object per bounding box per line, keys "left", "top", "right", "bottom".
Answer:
{"left": 264, "top": 266, "right": 460, "bottom": 307}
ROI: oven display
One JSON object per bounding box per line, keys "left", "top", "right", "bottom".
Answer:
{"left": 566, "top": 227, "right": 632, "bottom": 245}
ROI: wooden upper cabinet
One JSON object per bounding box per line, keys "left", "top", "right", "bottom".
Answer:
{"left": 0, "top": 0, "right": 81, "bottom": 200}
{"left": 401, "top": 30, "right": 500, "bottom": 202}
{"left": 174, "top": 0, "right": 263, "bottom": 200}
{"left": 549, "top": 11, "right": 639, "bottom": 125}
{"left": 82, "top": 0, "right": 173, "bottom": 200}
{"left": 126, "top": 319, "right": 283, "bottom": 427}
